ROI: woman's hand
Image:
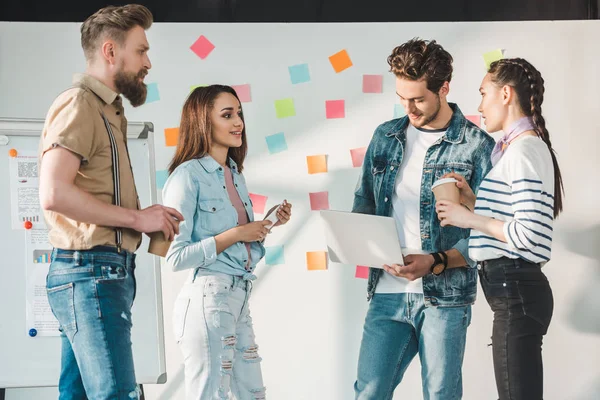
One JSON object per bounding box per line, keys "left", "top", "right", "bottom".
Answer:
{"left": 235, "top": 220, "right": 273, "bottom": 242}
{"left": 442, "top": 172, "right": 476, "bottom": 211}
{"left": 435, "top": 200, "right": 475, "bottom": 229}
{"left": 273, "top": 200, "right": 292, "bottom": 227}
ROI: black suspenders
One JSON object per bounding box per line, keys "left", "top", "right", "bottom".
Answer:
{"left": 100, "top": 113, "right": 123, "bottom": 253}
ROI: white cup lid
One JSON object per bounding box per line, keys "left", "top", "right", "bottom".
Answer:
{"left": 431, "top": 177, "right": 458, "bottom": 190}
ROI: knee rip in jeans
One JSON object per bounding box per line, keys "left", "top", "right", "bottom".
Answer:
{"left": 250, "top": 386, "right": 266, "bottom": 400}
{"left": 221, "top": 335, "right": 236, "bottom": 349}
{"left": 220, "top": 355, "right": 233, "bottom": 374}
{"left": 239, "top": 344, "right": 262, "bottom": 363}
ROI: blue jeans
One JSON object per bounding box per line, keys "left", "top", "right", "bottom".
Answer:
{"left": 46, "top": 246, "right": 140, "bottom": 400}
{"left": 355, "top": 293, "right": 471, "bottom": 400}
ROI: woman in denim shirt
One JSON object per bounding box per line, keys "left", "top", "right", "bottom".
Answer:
{"left": 162, "top": 85, "right": 292, "bottom": 400}
{"left": 436, "top": 59, "right": 563, "bottom": 400}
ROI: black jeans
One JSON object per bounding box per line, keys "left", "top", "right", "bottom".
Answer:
{"left": 479, "top": 257, "right": 554, "bottom": 400}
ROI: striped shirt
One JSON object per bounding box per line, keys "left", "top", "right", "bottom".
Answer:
{"left": 469, "top": 136, "right": 555, "bottom": 263}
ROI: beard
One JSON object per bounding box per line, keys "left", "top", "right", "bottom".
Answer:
{"left": 114, "top": 66, "right": 148, "bottom": 107}
{"left": 413, "top": 95, "right": 441, "bottom": 128}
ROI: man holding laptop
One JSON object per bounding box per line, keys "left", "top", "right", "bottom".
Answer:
{"left": 351, "top": 39, "right": 494, "bottom": 399}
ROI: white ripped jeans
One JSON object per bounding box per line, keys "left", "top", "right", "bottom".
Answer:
{"left": 173, "top": 271, "right": 266, "bottom": 400}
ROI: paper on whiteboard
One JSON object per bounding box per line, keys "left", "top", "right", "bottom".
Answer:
{"left": 9, "top": 151, "right": 46, "bottom": 230}
{"left": 25, "top": 228, "right": 59, "bottom": 337}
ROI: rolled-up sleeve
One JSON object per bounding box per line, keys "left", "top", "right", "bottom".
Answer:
{"left": 162, "top": 167, "right": 217, "bottom": 272}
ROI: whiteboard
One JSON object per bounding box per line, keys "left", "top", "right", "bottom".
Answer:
{"left": 0, "top": 119, "right": 167, "bottom": 388}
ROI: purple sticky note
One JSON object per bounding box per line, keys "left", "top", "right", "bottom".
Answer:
{"left": 362, "top": 75, "right": 383, "bottom": 93}
{"left": 350, "top": 147, "right": 367, "bottom": 168}
{"left": 232, "top": 84, "right": 252, "bottom": 103}
{"left": 309, "top": 192, "right": 330, "bottom": 211}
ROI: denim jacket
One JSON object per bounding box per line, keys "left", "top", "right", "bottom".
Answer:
{"left": 352, "top": 103, "right": 495, "bottom": 306}
{"left": 162, "top": 156, "right": 265, "bottom": 280}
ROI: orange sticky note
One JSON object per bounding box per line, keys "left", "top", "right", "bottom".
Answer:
{"left": 307, "top": 251, "right": 328, "bottom": 271}
{"left": 350, "top": 147, "right": 367, "bottom": 168}
{"left": 306, "top": 155, "right": 327, "bottom": 174}
{"left": 164, "top": 127, "right": 179, "bottom": 147}
{"left": 355, "top": 266, "right": 369, "bottom": 279}
{"left": 329, "top": 49, "right": 353, "bottom": 73}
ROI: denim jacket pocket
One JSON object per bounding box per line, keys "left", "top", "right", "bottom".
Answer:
{"left": 433, "top": 162, "right": 473, "bottom": 182}
{"left": 46, "top": 282, "right": 77, "bottom": 341}
{"left": 198, "top": 198, "right": 231, "bottom": 233}
{"left": 371, "top": 159, "right": 387, "bottom": 200}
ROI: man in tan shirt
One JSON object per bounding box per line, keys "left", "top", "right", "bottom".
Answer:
{"left": 38, "top": 5, "right": 183, "bottom": 399}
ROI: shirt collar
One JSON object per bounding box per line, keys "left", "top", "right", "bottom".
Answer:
{"left": 72, "top": 73, "right": 119, "bottom": 105}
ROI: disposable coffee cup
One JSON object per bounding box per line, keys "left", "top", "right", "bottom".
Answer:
{"left": 431, "top": 178, "right": 460, "bottom": 203}
{"left": 148, "top": 231, "right": 172, "bottom": 257}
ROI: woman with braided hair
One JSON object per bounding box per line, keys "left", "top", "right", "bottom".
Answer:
{"left": 435, "top": 58, "right": 564, "bottom": 400}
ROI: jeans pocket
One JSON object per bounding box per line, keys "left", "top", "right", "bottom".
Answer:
{"left": 47, "top": 282, "right": 77, "bottom": 342}
{"left": 172, "top": 297, "right": 191, "bottom": 342}
{"left": 516, "top": 281, "right": 554, "bottom": 331}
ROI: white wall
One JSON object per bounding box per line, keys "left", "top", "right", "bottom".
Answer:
{"left": 1, "top": 21, "right": 599, "bottom": 400}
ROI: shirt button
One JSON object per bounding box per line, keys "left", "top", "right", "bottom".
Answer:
{"left": 211, "top": 207, "right": 216, "bottom": 212}
{"left": 244, "top": 202, "right": 248, "bottom": 206}
{"left": 477, "top": 263, "right": 482, "bottom": 270}
{"left": 390, "top": 166, "right": 394, "bottom": 171}
{"left": 384, "top": 197, "right": 389, "bottom": 202}
{"left": 223, "top": 186, "right": 226, "bottom": 189}
{"left": 116, "top": 111, "right": 120, "bottom": 115}
{"left": 503, "top": 283, "right": 507, "bottom": 287}
{"left": 218, "top": 167, "right": 223, "bottom": 171}
{"left": 235, "top": 184, "right": 238, "bottom": 187}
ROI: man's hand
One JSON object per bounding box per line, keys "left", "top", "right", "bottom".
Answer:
{"left": 132, "top": 205, "right": 184, "bottom": 241}
{"left": 383, "top": 254, "right": 435, "bottom": 281}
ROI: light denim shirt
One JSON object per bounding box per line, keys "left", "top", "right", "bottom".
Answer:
{"left": 353, "top": 103, "right": 495, "bottom": 305}
{"left": 162, "top": 156, "right": 265, "bottom": 280}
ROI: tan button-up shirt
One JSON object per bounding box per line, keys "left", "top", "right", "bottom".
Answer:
{"left": 39, "top": 73, "right": 141, "bottom": 252}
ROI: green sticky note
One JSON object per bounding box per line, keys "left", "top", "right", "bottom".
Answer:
{"left": 483, "top": 49, "right": 504, "bottom": 70}
{"left": 274, "top": 98, "right": 296, "bottom": 119}
{"left": 190, "top": 84, "right": 208, "bottom": 92}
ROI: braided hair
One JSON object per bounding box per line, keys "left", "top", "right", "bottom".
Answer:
{"left": 488, "top": 58, "right": 564, "bottom": 218}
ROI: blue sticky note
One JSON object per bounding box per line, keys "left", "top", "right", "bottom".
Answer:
{"left": 394, "top": 104, "right": 406, "bottom": 119}
{"left": 265, "top": 245, "right": 285, "bottom": 265}
{"left": 156, "top": 170, "right": 169, "bottom": 189}
{"left": 145, "top": 83, "right": 160, "bottom": 103}
{"left": 265, "top": 132, "right": 288, "bottom": 154}
{"left": 288, "top": 64, "right": 311, "bottom": 84}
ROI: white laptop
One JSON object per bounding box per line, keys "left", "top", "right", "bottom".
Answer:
{"left": 320, "top": 210, "right": 404, "bottom": 268}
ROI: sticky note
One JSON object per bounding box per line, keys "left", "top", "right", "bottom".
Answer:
{"left": 329, "top": 49, "right": 353, "bottom": 73}
{"left": 248, "top": 193, "right": 268, "bottom": 214}
{"left": 265, "top": 245, "right": 285, "bottom": 265}
{"left": 483, "top": 49, "right": 504, "bottom": 70}
{"left": 465, "top": 115, "right": 481, "bottom": 127}
{"left": 307, "top": 251, "right": 328, "bottom": 271}
{"left": 156, "top": 170, "right": 169, "bottom": 189}
{"left": 289, "top": 63, "right": 311, "bottom": 84}
{"left": 309, "top": 191, "right": 329, "bottom": 211}
{"left": 350, "top": 147, "right": 367, "bottom": 168}
{"left": 145, "top": 83, "right": 160, "bottom": 103}
{"left": 190, "top": 84, "right": 208, "bottom": 92}
{"left": 355, "top": 266, "right": 369, "bottom": 279}
{"left": 274, "top": 98, "right": 296, "bottom": 118}
{"left": 265, "top": 132, "right": 288, "bottom": 154}
{"left": 190, "top": 35, "right": 215, "bottom": 59}
{"left": 363, "top": 75, "right": 383, "bottom": 93}
{"left": 326, "top": 100, "right": 345, "bottom": 119}
{"left": 306, "top": 155, "right": 327, "bottom": 174}
{"left": 164, "top": 127, "right": 179, "bottom": 147}
{"left": 394, "top": 104, "right": 406, "bottom": 119}
{"left": 232, "top": 84, "right": 252, "bottom": 103}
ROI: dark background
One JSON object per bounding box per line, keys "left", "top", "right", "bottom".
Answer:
{"left": 1, "top": 0, "right": 598, "bottom": 22}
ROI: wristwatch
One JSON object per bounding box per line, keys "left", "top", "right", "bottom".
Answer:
{"left": 430, "top": 252, "right": 448, "bottom": 276}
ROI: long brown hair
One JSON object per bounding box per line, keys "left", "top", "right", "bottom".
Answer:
{"left": 488, "top": 58, "right": 564, "bottom": 218}
{"left": 168, "top": 85, "right": 248, "bottom": 174}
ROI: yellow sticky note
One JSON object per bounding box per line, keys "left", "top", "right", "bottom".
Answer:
{"left": 483, "top": 49, "right": 504, "bottom": 70}
{"left": 307, "top": 251, "right": 328, "bottom": 271}
{"left": 306, "top": 155, "right": 328, "bottom": 174}
{"left": 164, "top": 127, "right": 179, "bottom": 147}
{"left": 274, "top": 98, "right": 296, "bottom": 118}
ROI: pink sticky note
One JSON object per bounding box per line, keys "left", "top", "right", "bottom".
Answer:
{"left": 350, "top": 147, "right": 367, "bottom": 168}
{"left": 355, "top": 266, "right": 369, "bottom": 279}
{"left": 362, "top": 75, "right": 383, "bottom": 93}
{"left": 232, "top": 84, "right": 252, "bottom": 103}
{"left": 309, "top": 191, "right": 329, "bottom": 211}
{"left": 326, "top": 100, "right": 345, "bottom": 119}
{"left": 466, "top": 115, "right": 481, "bottom": 127}
{"left": 190, "top": 35, "right": 215, "bottom": 59}
{"left": 248, "top": 193, "right": 268, "bottom": 214}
